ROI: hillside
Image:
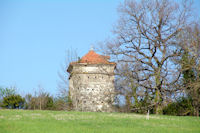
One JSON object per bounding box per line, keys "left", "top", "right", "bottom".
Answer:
{"left": 0, "top": 110, "right": 199, "bottom": 133}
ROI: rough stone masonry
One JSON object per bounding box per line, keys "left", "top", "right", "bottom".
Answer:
{"left": 67, "top": 50, "right": 116, "bottom": 112}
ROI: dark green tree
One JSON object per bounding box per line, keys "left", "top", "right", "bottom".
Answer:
{"left": 0, "top": 87, "right": 16, "bottom": 107}
{"left": 45, "top": 95, "right": 54, "bottom": 110}
{"left": 0, "top": 87, "right": 16, "bottom": 99}
{"left": 3, "top": 94, "right": 25, "bottom": 109}
{"left": 163, "top": 97, "right": 194, "bottom": 116}
{"left": 179, "top": 24, "right": 200, "bottom": 117}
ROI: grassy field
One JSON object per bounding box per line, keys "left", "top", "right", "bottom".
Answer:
{"left": 0, "top": 110, "right": 199, "bottom": 133}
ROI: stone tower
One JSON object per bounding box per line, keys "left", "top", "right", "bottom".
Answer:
{"left": 67, "top": 50, "right": 116, "bottom": 112}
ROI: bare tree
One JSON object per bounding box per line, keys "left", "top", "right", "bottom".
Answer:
{"left": 57, "top": 48, "right": 78, "bottom": 110}
{"left": 57, "top": 48, "right": 78, "bottom": 93}
{"left": 24, "top": 94, "right": 32, "bottom": 109}
{"left": 101, "top": 0, "right": 195, "bottom": 114}
{"left": 37, "top": 85, "right": 48, "bottom": 110}
{"left": 27, "top": 86, "right": 54, "bottom": 110}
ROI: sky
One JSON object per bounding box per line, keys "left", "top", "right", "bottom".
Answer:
{"left": 0, "top": 0, "right": 200, "bottom": 96}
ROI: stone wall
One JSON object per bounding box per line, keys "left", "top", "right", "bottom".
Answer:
{"left": 69, "top": 64, "right": 115, "bottom": 112}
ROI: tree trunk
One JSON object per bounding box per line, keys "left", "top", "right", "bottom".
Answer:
{"left": 196, "top": 106, "right": 199, "bottom": 117}
{"left": 155, "top": 90, "right": 162, "bottom": 114}
{"left": 125, "top": 95, "right": 132, "bottom": 112}
{"left": 40, "top": 99, "right": 41, "bottom": 110}
{"left": 155, "top": 73, "right": 163, "bottom": 115}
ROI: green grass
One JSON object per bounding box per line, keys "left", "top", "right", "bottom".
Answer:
{"left": 0, "top": 109, "right": 199, "bottom": 133}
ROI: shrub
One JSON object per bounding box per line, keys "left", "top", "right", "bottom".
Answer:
{"left": 163, "top": 97, "right": 195, "bottom": 116}
{"left": 3, "top": 94, "right": 25, "bottom": 109}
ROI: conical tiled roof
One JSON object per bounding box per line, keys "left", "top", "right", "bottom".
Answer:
{"left": 70, "top": 50, "right": 115, "bottom": 65}
{"left": 67, "top": 50, "right": 115, "bottom": 72}
{"left": 79, "top": 50, "right": 110, "bottom": 64}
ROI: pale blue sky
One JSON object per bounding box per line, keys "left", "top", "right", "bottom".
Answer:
{"left": 0, "top": 0, "right": 199, "bottom": 96}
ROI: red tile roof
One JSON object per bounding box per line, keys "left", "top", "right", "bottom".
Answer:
{"left": 71, "top": 50, "right": 115, "bottom": 65}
